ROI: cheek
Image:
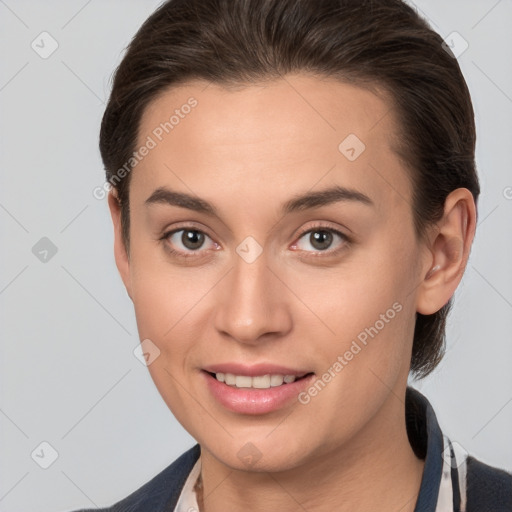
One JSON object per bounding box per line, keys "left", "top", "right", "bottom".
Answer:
{"left": 129, "top": 262, "right": 211, "bottom": 423}
{"left": 129, "top": 252, "right": 222, "bottom": 382}
{"left": 299, "top": 272, "right": 411, "bottom": 377}
{"left": 129, "top": 237, "right": 202, "bottom": 329}
{"left": 290, "top": 230, "right": 420, "bottom": 381}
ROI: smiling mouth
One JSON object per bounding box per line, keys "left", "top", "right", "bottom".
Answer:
{"left": 205, "top": 371, "right": 315, "bottom": 390}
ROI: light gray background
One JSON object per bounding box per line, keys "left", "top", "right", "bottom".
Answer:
{"left": 1, "top": 1, "right": 511, "bottom": 511}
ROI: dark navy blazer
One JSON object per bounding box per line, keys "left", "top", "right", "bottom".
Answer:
{"left": 70, "top": 387, "right": 512, "bottom": 512}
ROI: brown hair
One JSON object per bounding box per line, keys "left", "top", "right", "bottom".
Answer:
{"left": 99, "top": 0, "right": 479, "bottom": 379}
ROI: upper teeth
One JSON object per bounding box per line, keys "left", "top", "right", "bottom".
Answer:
{"left": 215, "top": 373, "right": 301, "bottom": 389}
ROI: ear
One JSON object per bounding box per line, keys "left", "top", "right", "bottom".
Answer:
{"left": 416, "top": 188, "right": 477, "bottom": 315}
{"left": 107, "top": 189, "right": 133, "bottom": 301}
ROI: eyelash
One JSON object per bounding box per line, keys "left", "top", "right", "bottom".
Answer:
{"left": 159, "top": 223, "right": 350, "bottom": 260}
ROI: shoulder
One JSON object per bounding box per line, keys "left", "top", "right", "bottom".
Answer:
{"left": 67, "top": 443, "right": 200, "bottom": 512}
{"left": 466, "top": 454, "right": 512, "bottom": 512}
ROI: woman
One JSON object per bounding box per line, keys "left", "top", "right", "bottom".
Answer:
{"left": 73, "top": 0, "right": 512, "bottom": 510}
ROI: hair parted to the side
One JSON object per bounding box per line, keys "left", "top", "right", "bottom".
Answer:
{"left": 99, "top": 0, "right": 479, "bottom": 379}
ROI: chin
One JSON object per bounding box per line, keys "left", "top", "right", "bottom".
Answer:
{"left": 200, "top": 433, "right": 315, "bottom": 474}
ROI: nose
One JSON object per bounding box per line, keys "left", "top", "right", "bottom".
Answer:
{"left": 213, "top": 249, "right": 293, "bottom": 346}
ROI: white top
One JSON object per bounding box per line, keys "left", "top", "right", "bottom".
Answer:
{"left": 174, "top": 456, "right": 201, "bottom": 512}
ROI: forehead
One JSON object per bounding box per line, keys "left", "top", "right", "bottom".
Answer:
{"left": 132, "top": 74, "right": 409, "bottom": 211}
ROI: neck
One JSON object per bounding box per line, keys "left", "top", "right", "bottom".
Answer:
{"left": 198, "top": 387, "right": 425, "bottom": 512}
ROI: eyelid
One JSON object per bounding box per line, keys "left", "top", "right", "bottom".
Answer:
{"left": 160, "top": 221, "right": 216, "bottom": 241}
{"left": 294, "top": 221, "right": 350, "bottom": 239}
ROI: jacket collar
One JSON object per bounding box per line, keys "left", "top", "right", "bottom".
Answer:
{"left": 406, "top": 385, "right": 445, "bottom": 511}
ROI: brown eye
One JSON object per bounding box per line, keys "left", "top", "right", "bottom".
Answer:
{"left": 292, "top": 226, "right": 348, "bottom": 255}
{"left": 162, "top": 228, "right": 217, "bottom": 257}
{"left": 180, "top": 229, "right": 205, "bottom": 250}
{"left": 308, "top": 230, "right": 334, "bottom": 251}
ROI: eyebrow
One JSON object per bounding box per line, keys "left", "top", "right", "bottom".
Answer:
{"left": 144, "top": 184, "right": 373, "bottom": 216}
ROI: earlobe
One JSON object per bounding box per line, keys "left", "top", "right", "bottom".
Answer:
{"left": 416, "top": 188, "right": 476, "bottom": 315}
{"left": 107, "top": 190, "right": 133, "bottom": 301}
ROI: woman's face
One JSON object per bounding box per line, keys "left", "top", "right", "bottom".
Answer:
{"left": 114, "top": 74, "right": 431, "bottom": 471}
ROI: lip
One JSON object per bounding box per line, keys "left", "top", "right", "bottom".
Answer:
{"left": 202, "top": 362, "right": 311, "bottom": 377}
{"left": 201, "top": 369, "right": 316, "bottom": 415}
